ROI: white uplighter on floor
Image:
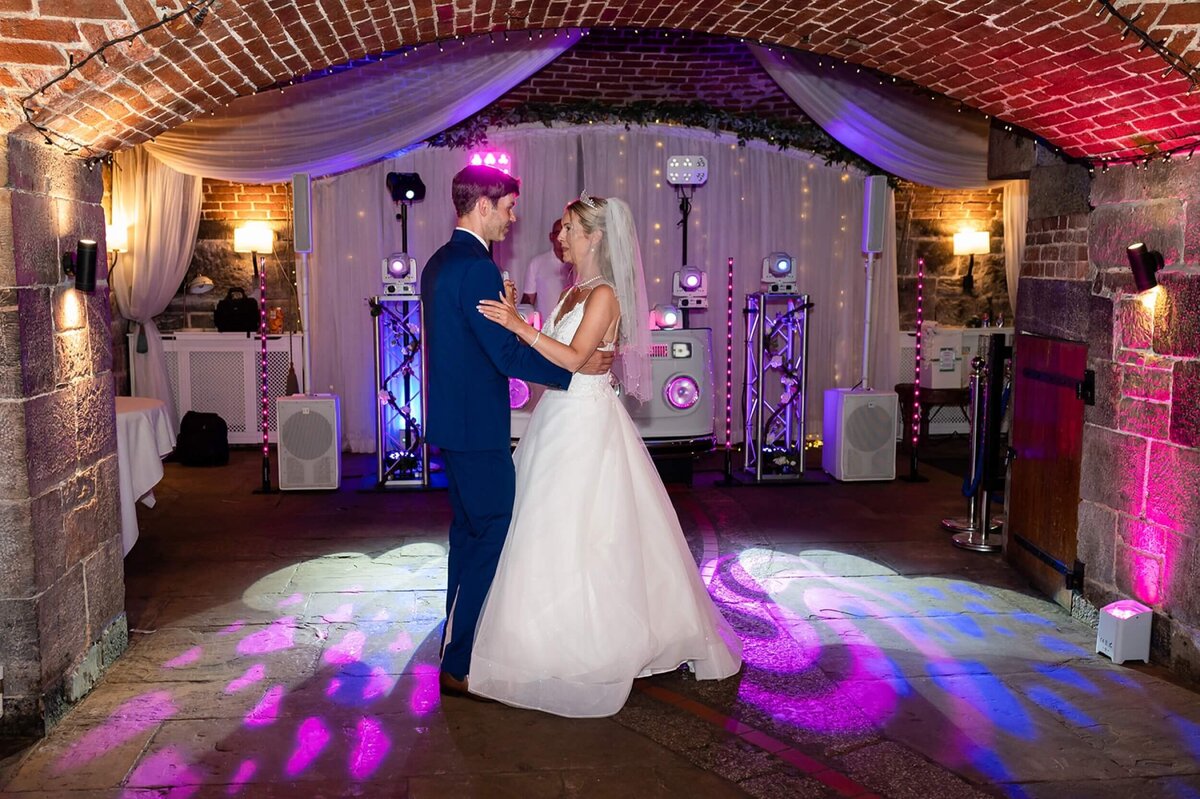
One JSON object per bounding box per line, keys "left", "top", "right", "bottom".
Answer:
{"left": 1096, "top": 599, "right": 1152, "bottom": 665}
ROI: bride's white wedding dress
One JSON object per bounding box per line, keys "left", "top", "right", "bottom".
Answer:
{"left": 468, "top": 290, "right": 743, "bottom": 718}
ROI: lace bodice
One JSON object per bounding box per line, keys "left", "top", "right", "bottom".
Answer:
{"left": 541, "top": 287, "right": 613, "bottom": 397}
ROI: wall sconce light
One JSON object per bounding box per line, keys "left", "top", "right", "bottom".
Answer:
{"left": 953, "top": 229, "right": 990, "bottom": 294}
{"left": 62, "top": 239, "right": 98, "bottom": 292}
{"left": 1126, "top": 242, "right": 1163, "bottom": 293}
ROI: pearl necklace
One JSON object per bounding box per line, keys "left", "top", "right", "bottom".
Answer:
{"left": 573, "top": 275, "right": 604, "bottom": 290}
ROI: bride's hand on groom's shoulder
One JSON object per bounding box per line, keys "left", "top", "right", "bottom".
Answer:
{"left": 477, "top": 296, "right": 524, "bottom": 333}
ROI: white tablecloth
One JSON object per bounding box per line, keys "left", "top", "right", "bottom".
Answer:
{"left": 116, "top": 396, "right": 176, "bottom": 555}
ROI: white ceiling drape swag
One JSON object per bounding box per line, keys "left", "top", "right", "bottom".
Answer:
{"left": 752, "top": 46, "right": 1027, "bottom": 313}
{"left": 311, "top": 123, "right": 896, "bottom": 452}
{"left": 111, "top": 148, "right": 203, "bottom": 431}
{"left": 142, "top": 31, "right": 582, "bottom": 183}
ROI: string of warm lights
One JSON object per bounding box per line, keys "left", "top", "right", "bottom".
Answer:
{"left": 20, "top": 0, "right": 217, "bottom": 161}
{"left": 1092, "top": 0, "right": 1200, "bottom": 90}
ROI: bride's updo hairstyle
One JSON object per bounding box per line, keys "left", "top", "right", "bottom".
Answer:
{"left": 564, "top": 195, "right": 614, "bottom": 284}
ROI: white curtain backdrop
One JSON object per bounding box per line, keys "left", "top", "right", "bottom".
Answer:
{"left": 143, "top": 32, "right": 580, "bottom": 182}
{"left": 310, "top": 123, "right": 896, "bottom": 451}
{"left": 111, "top": 147, "right": 203, "bottom": 430}
{"left": 1002, "top": 180, "right": 1029, "bottom": 314}
{"left": 752, "top": 47, "right": 991, "bottom": 190}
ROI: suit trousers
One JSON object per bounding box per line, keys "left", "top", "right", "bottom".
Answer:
{"left": 439, "top": 447, "right": 516, "bottom": 679}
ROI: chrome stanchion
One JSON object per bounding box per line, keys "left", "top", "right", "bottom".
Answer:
{"left": 943, "top": 355, "right": 1002, "bottom": 551}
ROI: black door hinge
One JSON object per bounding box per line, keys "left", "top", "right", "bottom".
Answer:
{"left": 1076, "top": 369, "right": 1095, "bottom": 406}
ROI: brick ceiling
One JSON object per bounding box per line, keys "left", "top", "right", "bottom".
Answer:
{"left": 2, "top": 1, "right": 1198, "bottom": 165}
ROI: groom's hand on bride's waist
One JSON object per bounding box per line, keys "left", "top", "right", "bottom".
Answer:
{"left": 578, "top": 348, "right": 615, "bottom": 375}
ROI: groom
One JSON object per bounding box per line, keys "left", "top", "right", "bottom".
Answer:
{"left": 421, "top": 165, "right": 610, "bottom": 698}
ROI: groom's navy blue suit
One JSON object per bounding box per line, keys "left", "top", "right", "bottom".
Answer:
{"left": 421, "top": 228, "right": 572, "bottom": 680}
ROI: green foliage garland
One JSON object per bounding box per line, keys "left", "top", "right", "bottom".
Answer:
{"left": 425, "top": 100, "right": 884, "bottom": 176}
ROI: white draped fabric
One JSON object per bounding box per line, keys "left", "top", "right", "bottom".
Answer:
{"left": 143, "top": 32, "right": 580, "bottom": 183}
{"left": 111, "top": 148, "right": 202, "bottom": 431}
{"left": 1002, "top": 180, "right": 1029, "bottom": 313}
{"left": 752, "top": 47, "right": 992, "bottom": 190}
{"left": 311, "top": 123, "right": 894, "bottom": 450}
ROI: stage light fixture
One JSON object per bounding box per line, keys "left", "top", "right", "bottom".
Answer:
{"left": 468, "top": 149, "right": 513, "bottom": 175}
{"left": 386, "top": 172, "right": 426, "bottom": 203}
{"left": 382, "top": 252, "right": 417, "bottom": 296}
{"left": 1126, "top": 242, "right": 1163, "bottom": 293}
{"left": 664, "top": 374, "right": 701, "bottom": 410}
{"left": 666, "top": 155, "right": 708, "bottom": 186}
{"left": 652, "top": 304, "right": 682, "bottom": 330}
{"left": 62, "top": 239, "right": 98, "bottom": 292}
{"left": 761, "top": 252, "right": 796, "bottom": 293}
{"left": 672, "top": 266, "right": 708, "bottom": 308}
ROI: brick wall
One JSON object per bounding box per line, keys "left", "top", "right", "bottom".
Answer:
{"left": 3, "top": 3, "right": 1199, "bottom": 164}
{"left": 895, "top": 182, "right": 1007, "bottom": 328}
{"left": 0, "top": 134, "right": 126, "bottom": 735}
{"left": 1076, "top": 158, "right": 1200, "bottom": 681}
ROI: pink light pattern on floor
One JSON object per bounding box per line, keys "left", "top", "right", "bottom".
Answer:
{"left": 54, "top": 692, "right": 177, "bottom": 774}
{"left": 163, "top": 646, "right": 202, "bottom": 669}
{"left": 224, "top": 663, "right": 267, "bottom": 694}
{"left": 323, "top": 630, "right": 366, "bottom": 665}
{"left": 410, "top": 664, "right": 440, "bottom": 715}
{"left": 285, "top": 717, "right": 331, "bottom": 777}
{"left": 277, "top": 593, "right": 304, "bottom": 608}
{"left": 349, "top": 716, "right": 390, "bottom": 780}
{"left": 244, "top": 684, "right": 285, "bottom": 727}
{"left": 388, "top": 630, "right": 414, "bottom": 652}
{"left": 217, "top": 621, "right": 245, "bottom": 636}
{"left": 236, "top": 617, "right": 297, "bottom": 656}
{"left": 321, "top": 603, "right": 355, "bottom": 623}
{"left": 123, "top": 745, "right": 203, "bottom": 797}
{"left": 226, "top": 759, "right": 257, "bottom": 795}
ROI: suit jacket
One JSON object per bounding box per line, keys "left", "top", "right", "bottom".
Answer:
{"left": 421, "top": 229, "right": 572, "bottom": 451}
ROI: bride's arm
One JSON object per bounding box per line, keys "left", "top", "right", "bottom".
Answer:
{"left": 478, "top": 285, "right": 618, "bottom": 373}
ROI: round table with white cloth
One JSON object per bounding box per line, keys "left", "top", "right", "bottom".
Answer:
{"left": 115, "top": 396, "right": 176, "bottom": 555}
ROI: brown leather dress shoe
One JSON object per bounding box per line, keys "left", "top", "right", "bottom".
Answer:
{"left": 438, "top": 671, "right": 495, "bottom": 703}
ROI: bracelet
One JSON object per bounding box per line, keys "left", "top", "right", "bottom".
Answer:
{"left": 530, "top": 331, "right": 541, "bottom": 348}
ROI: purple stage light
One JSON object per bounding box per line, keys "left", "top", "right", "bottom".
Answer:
{"left": 386, "top": 255, "right": 411, "bottom": 279}
{"left": 286, "top": 717, "right": 331, "bottom": 776}
{"left": 468, "top": 149, "right": 513, "bottom": 175}
{"left": 664, "top": 375, "right": 700, "bottom": 410}
{"left": 770, "top": 257, "right": 792, "bottom": 277}
{"left": 509, "top": 378, "right": 531, "bottom": 409}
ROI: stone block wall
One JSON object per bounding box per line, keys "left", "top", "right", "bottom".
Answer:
{"left": 0, "top": 135, "right": 126, "bottom": 736}
{"left": 1076, "top": 157, "right": 1200, "bottom": 681}
{"left": 895, "top": 182, "right": 1008, "bottom": 328}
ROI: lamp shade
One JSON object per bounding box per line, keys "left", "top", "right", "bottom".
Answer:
{"left": 953, "top": 230, "right": 990, "bottom": 256}
{"left": 105, "top": 223, "right": 129, "bottom": 253}
{"left": 233, "top": 221, "right": 274, "bottom": 254}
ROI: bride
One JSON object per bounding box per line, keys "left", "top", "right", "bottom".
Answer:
{"left": 471, "top": 192, "right": 742, "bottom": 718}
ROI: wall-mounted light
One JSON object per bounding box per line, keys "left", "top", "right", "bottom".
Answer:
{"left": 62, "top": 239, "right": 98, "bottom": 292}
{"left": 953, "top": 229, "right": 990, "bottom": 294}
{"left": 1126, "top": 242, "right": 1163, "bottom": 293}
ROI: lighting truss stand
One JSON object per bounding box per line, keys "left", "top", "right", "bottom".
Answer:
{"left": 374, "top": 296, "right": 429, "bottom": 488}
{"left": 744, "top": 292, "right": 812, "bottom": 482}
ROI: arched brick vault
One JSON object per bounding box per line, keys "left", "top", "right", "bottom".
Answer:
{"left": 2, "top": 1, "right": 1199, "bottom": 163}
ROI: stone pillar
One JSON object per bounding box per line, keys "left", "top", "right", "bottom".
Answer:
{"left": 0, "top": 135, "right": 126, "bottom": 736}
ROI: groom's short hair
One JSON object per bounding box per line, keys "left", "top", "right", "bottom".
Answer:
{"left": 452, "top": 166, "right": 520, "bottom": 217}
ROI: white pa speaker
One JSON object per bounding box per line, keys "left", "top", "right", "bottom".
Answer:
{"left": 822, "top": 388, "right": 897, "bottom": 481}
{"left": 277, "top": 394, "right": 341, "bottom": 490}
{"left": 862, "top": 175, "right": 888, "bottom": 254}
{"left": 511, "top": 329, "right": 714, "bottom": 445}
{"left": 293, "top": 173, "right": 313, "bottom": 254}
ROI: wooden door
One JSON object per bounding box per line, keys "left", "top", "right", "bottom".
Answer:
{"left": 1006, "top": 333, "right": 1088, "bottom": 603}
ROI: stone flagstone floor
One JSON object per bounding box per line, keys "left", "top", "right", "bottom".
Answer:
{"left": 2, "top": 446, "right": 1199, "bottom": 798}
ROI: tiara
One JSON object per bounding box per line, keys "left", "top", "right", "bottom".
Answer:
{"left": 579, "top": 190, "right": 598, "bottom": 209}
